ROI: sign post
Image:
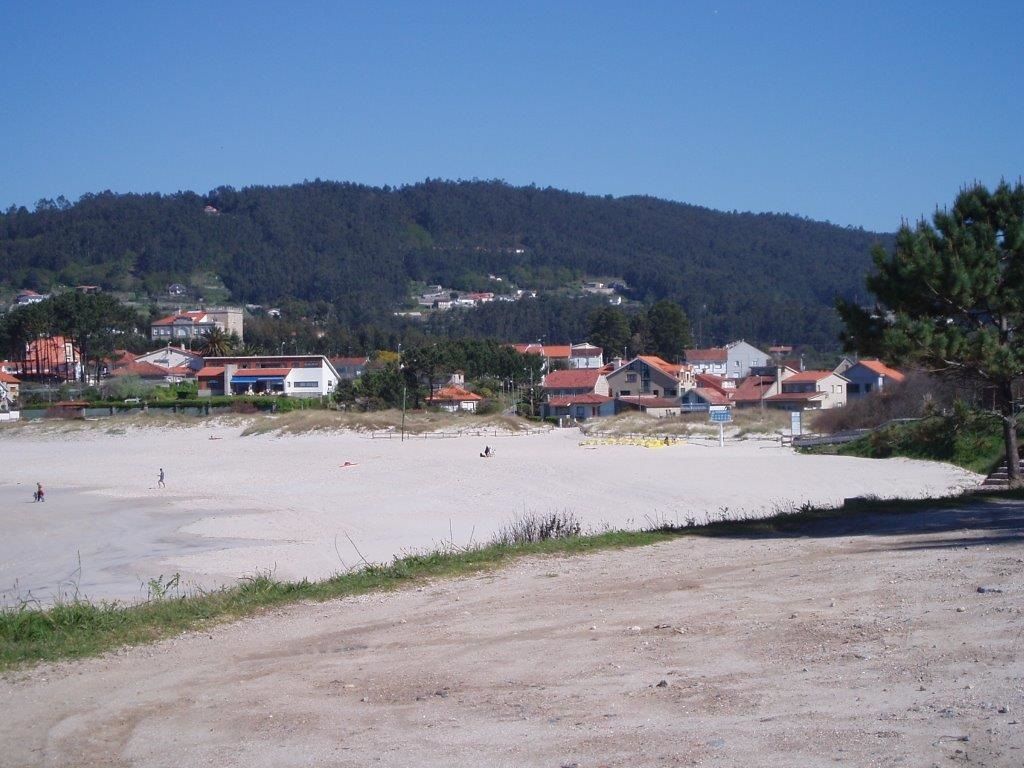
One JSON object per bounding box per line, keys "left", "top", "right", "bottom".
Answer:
{"left": 708, "top": 406, "right": 733, "bottom": 447}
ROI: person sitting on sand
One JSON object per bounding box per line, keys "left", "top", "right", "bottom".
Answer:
{"left": 480, "top": 446, "right": 492, "bottom": 458}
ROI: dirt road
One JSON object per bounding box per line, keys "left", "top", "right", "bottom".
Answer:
{"left": 3, "top": 498, "right": 1022, "bottom": 767}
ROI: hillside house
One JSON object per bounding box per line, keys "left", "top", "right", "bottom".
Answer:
{"left": 764, "top": 370, "right": 849, "bottom": 411}
{"left": 151, "top": 307, "right": 244, "bottom": 343}
{"left": 842, "top": 360, "right": 905, "bottom": 399}
{"left": 14, "top": 289, "right": 49, "bottom": 306}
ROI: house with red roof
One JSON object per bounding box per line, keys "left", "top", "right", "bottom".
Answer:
{"left": 542, "top": 393, "right": 616, "bottom": 421}
{"left": 14, "top": 289, "right": 49, "bottom": 306}
{"left": 764, "top": 370, "right": 849, "bottom": 411}
{"left": 426, "top": 386, "right": 484, "bottom": 413}
{"left": 19, "top": 336, "right": 82, "bottom": 381}
{"left": 511, "top": 342, "right": 604, "bottom": 370}
{"left": 0, "top": 371, "right": 21, "bottom": 411}
{"left": 841, "top": 360, "right": 906, "bottom": 399}
{"left": 540, "top": 368, "right": 613, "bottom": 421}
{"left": 606, "top": 356, "right": 690, "bottom": 401}
{"left": 541, "top": 368, "right": 611, "bottom": 398}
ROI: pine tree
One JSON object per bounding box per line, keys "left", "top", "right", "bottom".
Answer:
{"left": 839, "top": 181, "right": 1024, "bottom": 485}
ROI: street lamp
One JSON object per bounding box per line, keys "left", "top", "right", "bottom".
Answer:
{"left": 398, "top": 343, "right": 407, "bottom": 442}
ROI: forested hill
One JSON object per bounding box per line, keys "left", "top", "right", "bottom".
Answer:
{"left": 0, "top": 180, "right": 891, "bottom": 348}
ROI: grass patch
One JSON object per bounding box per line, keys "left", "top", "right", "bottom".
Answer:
{"left": 5, "top": 487, "right": 1021, "bottom": 670}
{"left": 804, "top": 410, "right": 1006, "bottom": 474}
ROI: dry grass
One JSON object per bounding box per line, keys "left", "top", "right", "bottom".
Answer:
{"left": 579, "top": 408, "right": 790, "bottom": 440}
{"left": 1, "top": 409, "right": 540, "bottom": 439}
{"left": 0, "top": 412, "right": 227, "bottom": 437}
{"left": 239, "top": 409, "right": 541, "bottom": 437}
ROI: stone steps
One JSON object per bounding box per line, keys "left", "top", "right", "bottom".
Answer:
{"left": 980, "top": 459, "right": 1024, "bottom": 488}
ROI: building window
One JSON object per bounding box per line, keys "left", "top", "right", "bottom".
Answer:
{"left": 293, "top": 381, "right": 319, "bottom": 388}
{"left": 626, "top": 373, "right": 637, "bottom": 382}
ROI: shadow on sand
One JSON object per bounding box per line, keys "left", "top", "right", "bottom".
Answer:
{"left": 695, "top": 495, "right": 1024, "bottom": 553}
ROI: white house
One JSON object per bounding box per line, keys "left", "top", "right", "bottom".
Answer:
{"left": 198, "top": 355, "right": 340, "bottom": 398}
{"left": 135, "top": 345, "right": 205, "bottom": 372}
{"left": 724, "top": 340, "right": 771, "bottom": 378}
{"left": 684, "top": 347, "right": 728, "bottom": 376}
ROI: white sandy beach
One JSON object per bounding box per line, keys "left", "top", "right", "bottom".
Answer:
{"left": 0, "top": 420, "right": 981, "bottom": 604}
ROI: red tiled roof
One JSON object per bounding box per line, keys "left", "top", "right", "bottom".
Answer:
{"left": 543, "top": 369, "right": 602, "bottom": 389}
{"left": 197, "top": 366, "right": 226, "bottom": 377}
{"left": 685, "top": 348, "right": 727, "bottom": 363}
{"left": 152, "top": 311, "right": 209, "bottom": 326}
{"left": 428, "top": 386, "right": 483, "bottom": 402}
{"left": 731, "top": 376, "right": 775, "bottom": 403}
{"left": 511, "top": 343, "right": 572, "bottom": 358}
{"left": 636, "top": 355, "right": 680, "bottom": 377}
{"left": 765, "top": 390, "right": 826, "bottom": 402}
{"left": 109, "top": 349, "right": 138, "bottom": 366}
{"left": 695, "top": 373, "right": 727, "bottom": 394}
{"left": 689, "top": 387, "right": 732, "bottom": 406}
{"left": 24, "top": 336, "right": 79, "bottom": 366}
{"left": 856, "top": 360, "right": 906, "bottom": 382}
{"left": 784, "top": 370, "right": 834, "bottom": 384}
{"left": 547, "top": 394, "right": 613, "bottom": 407}
{"left": 0, "top": 372, "right": 19, "bottom": 384}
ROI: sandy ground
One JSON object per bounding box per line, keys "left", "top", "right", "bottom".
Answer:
{"left": 2, "top": 496, "right": 1022, "bottom": 767}
{"left": 0, "top": 421, "right": 981, "bottom": 604}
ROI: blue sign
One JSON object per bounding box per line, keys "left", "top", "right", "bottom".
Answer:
{"left": 710, "top": 409, "right": 732, "bottom": 423}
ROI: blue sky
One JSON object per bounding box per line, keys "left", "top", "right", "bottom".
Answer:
{"left": 2, "top": 1, "right": 1021, "bottom": 232}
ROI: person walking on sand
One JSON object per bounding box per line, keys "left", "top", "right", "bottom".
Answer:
{"left": 158, "top": 468, "right": 165, "bottom": 488}
{"left": 35, "top": 482, "right": 44, "bottom": 502}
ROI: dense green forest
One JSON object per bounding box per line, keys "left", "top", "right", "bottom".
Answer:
{"left": 0, "top": 180, "right": 890, "bottom": 349}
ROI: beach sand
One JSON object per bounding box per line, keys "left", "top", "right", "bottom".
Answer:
{"left": 0, "top": 420, "right": 980, "bottom": 603}
{"left": 2, "top": 420, "right": 1022, "bottom": 767}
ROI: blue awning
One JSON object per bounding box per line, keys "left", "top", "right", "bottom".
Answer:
{"left": 231, "top": 375, "right": 284, "bottom": 384}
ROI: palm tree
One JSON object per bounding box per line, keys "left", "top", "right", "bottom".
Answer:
{"left": 198, "top": 327, "right": 232, "bottom": 357}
